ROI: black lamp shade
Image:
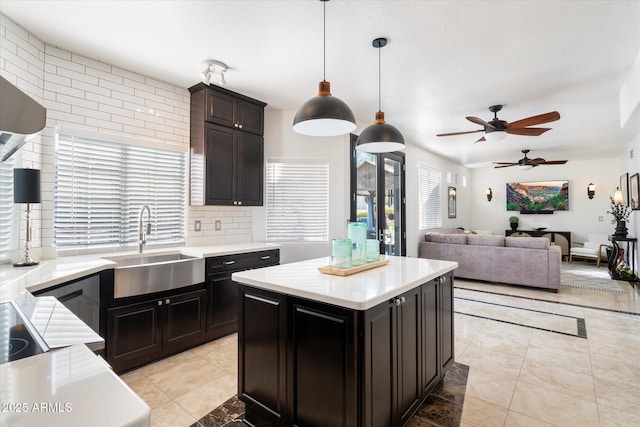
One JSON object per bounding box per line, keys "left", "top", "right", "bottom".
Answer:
{"left": 13, "top": 168, "right": 41, "bottom": 204}
{"left": 356, "top": 112, "right": 406, "bottom": 153}
{"left": 293, "top": 81, "right": 356, "bottom": 137}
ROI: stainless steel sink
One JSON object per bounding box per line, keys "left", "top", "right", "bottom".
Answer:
{"left": 105, "top": 252, "right": 205, "bottom": 298}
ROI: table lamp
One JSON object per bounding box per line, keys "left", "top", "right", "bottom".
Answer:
{"left": 13, "top": 168, "right": 41, "bottom": 267}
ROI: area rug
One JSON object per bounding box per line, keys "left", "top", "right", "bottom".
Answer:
{"left": 560, "top": 270, "right": 624, "bottom": 293}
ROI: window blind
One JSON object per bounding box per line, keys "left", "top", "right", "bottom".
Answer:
{"left": 54, "top": 134, "right": 186, "bottom": 250}
{"left": 266, "top": 159, "right": 329, "bottom": 242}
{"left": 0, "top": 154, "right": 18, "bottom": 261}
{"left": 418, "top": 163, "right": 442, "bottom": 229}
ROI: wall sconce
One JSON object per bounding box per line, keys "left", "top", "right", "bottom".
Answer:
{"left": 448, "top": 187, "right": 457, "bottom": 196}
{"left": 13, "top": 168, "right": 41, "bottom": 267}
{"left": 587, "top": 183, "right": 595, "bottom": 199}
{"left": 613, "top": 187, "right": 625, "bottom": 204}
{"left": 486, "top": 187, "right": 493, "bottom": 202}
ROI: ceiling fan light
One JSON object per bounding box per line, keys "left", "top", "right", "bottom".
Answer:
{"left": 484, "top": 130, "right": 506, "bottom": 142}
{"left": 356, "top": 111, "right": 405, "bottom": 153}
{"left": 293, "top": 81, "right": 356, "bottom": 136}
{"left": 519, "top": 164, "right": 534, "bottom": 171}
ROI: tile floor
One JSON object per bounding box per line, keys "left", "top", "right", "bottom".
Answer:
{"left": 120, "top": 262, "right": 640, "bottom": 427}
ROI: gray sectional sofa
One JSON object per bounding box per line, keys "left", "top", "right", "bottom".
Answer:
{"left": 418, "top": 231, "right": 562, "bottom": 292}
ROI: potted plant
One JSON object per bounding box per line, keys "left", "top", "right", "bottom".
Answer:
{"left": 509, "top": 216, "right": 519, "bottom": 231}
{"left": 607, "top": 196, "right": 631, "bottom": 238}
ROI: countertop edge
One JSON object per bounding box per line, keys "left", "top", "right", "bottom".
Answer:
{"left": 232, "top": 258, "right": 458, "bottom": 310}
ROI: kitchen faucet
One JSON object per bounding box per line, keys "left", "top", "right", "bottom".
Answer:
{"left": 138, "top": 205, "right": 151, "bottom": 253}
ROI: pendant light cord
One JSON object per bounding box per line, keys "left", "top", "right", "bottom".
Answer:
{"left": 323, "top": 0, "right": 326, "bottom": 81}
{"left": 378, "top": 43, "right": 381, "bottom": 112}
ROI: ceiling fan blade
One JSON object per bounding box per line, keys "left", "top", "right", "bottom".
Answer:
{"left": 436, "top": 129, "right": 484, "bottom": 137}
{"left": 506, "top": 127, "right": 551, "bottom": 136}
{"left": 508, "top": 111, "right": 560, "bottom": 128}
{"left": 494, "top": 164, "right": 517, "bottom": 168}
{"left": 474, "top": 136, "right": 486, "bottom": 143}
{"left": 538, "top": 160, "right": 568, "bottom": 165}
{"left": 530, "top": 157, "right": 546, "bottom": 163}
{"left": 466, "top": 116, "right": 495, "bottom": 129}
{"left": 493, "top": 161, "right": 519, "bottom": 165}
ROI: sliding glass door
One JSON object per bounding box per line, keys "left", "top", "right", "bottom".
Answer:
{"left": 350, "top": 135, "right": 406, "bottom": 256}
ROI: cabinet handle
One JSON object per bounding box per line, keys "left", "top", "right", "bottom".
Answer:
{"left": 260, "top": 255, "right": 271, "bottom": 260}
{"left": 234, "top": 123, "right": 239, "bottom": 128}
{"left": 223, "top": 261, "right": 235, "bottom": 265}
{"left": 239, "top": 124, "right": 243, "bottom": 129}
{"left": 158, "top": 301, "right": 162, "bottom": 306}
{"left": 165, "top": 299, "right": 170, "bottom": 304}
{"left": 400, "top": 296, "right": 406, "bottom": 304}
{"left": 233, "top": 201, "right": 238, "bottom": 205}
{"left": 238, "top": 201, "right": 242, "bottom": 205}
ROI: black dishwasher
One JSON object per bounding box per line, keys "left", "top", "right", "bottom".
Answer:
{"left": 205, "top": 249, "right": 279, "bottom": 340}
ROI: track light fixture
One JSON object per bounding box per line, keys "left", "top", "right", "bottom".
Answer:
{"left": 293, "top": 0, "right": 356, "bottom": 136}
{"left": 587, "top": 183, "right": 595, "bottom": 199}
{"left": 201, "top": 60, "right": 228, "bottom": 86}
{"left": 356, "top": 37, "right": 405, "bottom": 153}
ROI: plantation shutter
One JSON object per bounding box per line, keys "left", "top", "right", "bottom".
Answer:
{"left": 54, "top": 134, "right": 186, "bottom": 250}
{"left": 419, "top": 163, "right": 442, "bottom": 229}
{"left": 266, "top": 159, "right": 329, "bottom": 242}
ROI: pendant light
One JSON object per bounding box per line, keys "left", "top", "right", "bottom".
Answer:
{"left": 292, "top": 0, "right": 356, "bottom": 137}
{"left": 356, "top": 37, "right": 405, "bottom": 153}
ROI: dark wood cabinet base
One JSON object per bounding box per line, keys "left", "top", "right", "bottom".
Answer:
{"left": 238, "top": 271, "right": 454, "bottom": 427}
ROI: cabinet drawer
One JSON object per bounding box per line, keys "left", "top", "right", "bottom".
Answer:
{"left": 206, "top": 249, "right": 279, "bottom": 274}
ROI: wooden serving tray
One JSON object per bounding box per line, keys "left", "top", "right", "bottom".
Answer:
{"left": 318, "top": 258, "right": 389, "bottom": 276}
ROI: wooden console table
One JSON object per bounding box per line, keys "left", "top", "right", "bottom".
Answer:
{"left": 608, "top": 236, "right": 638, "bottom": 282}
{"left": 505, "top": 230, "right": 571, "bottom": 259}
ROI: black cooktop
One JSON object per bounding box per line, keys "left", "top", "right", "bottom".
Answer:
{"left": 0, "top": 302, "right": 45, "bottom": 364}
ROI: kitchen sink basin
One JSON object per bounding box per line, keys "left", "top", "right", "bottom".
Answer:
{"left": 104, "top": 252, "right": 205, "bottom": 298}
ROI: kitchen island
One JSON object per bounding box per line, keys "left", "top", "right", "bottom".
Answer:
{"left": 231, "top": 256, "right": 457, "bottom": 427}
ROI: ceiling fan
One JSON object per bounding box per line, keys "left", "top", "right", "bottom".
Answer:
{"left": 493, "top": 149, "right": 568, "bottom": 170}
{"left": 436, "top": 105, "right": 560, "bottom": 143}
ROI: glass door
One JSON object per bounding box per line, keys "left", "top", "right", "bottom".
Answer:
{"left": 350, "top": 135, "right": 406, "bottom": 256}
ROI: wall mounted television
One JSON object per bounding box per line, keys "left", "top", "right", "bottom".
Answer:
{"left": 506, "top": 180, "right": 569, "bottom": 213}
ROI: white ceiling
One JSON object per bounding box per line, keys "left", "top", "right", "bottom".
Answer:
{"left": 2, "top": 0, "right": 639, "bottom": 168}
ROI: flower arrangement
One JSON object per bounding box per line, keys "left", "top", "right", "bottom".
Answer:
{"left": 607, "top": 196, "right": 631, "bottom": 224}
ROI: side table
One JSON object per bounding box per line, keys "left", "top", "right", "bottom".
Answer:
{"left": 608, "top": 236, "right": 638, "bottom": 282}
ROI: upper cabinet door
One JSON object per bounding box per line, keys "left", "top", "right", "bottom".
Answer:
{"left": 205, "top": 123, "right": 236, "bottom": 206}
{"left": 205, "top": 89, "right": 236, "bottom": 128}
{"left": 236, "top": 99, "right": 264, "bottom": 135}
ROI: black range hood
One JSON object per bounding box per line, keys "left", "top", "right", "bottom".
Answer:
{"left": 0, "top": 75, "right": 46, "bottom": 162}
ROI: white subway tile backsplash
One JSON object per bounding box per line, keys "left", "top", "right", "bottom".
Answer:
{"left": 86, "top": 91, "right": 124, "bottom": 108}
{"left": 2, "top": 13, "right": 253, "bottom": 250}
{"left": 72, "top": 79, "right": 111, "bottom": 97}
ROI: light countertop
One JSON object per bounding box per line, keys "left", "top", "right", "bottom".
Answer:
{"left": 0, "top": 242, "right": 279, "bottom": 303}
{"left": 231, "top": 256, "right": 458, "bottom": 310}
{"left": 0, "top": 344, "right": 150, "bottom": 427}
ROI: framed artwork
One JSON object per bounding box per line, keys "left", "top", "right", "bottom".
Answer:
{"left": 448, "top": 186, "right": 457, "bottom": 218}
{"left": 620, "top": 173, "right": 629, "bottom": 206}
{"left": 630, "top": 173, "right": 639, "bottom": 210}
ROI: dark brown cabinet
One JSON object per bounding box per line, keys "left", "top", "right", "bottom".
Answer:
{"left": 203, "top": 123, "right": 263, "bottom": 206}
{"left": 206, "top": 249, "right": 279, "bottom": 340}
{"left": 363, "top": 286, "right": 422, "bottom": 427}
{"left": 238, "top": 286, "right": 288, "bottom": 426}
{"left": 205, "top": 88, "right": 264, "bottom": 135}
{"left": 107, "top": 288, "right": 206, "bottom": 373}
{"left": 237, "top": 271, "right": 454, "bottom": 427}
{"left": 190, "top": 83, "right": 266, "bottom": 206}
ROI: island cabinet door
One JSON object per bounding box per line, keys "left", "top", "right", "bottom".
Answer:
{"left": 238, "top": 285, "right": 288, "bottom": 426}
{"left": 439, "top": 273, "right": 455, "bottom": 373}
{"left": 421, "top": 279, "right": 440, "bottom": 395}
{"left": 287, "top": 298, "right": 359, "bottom": 427}
{"left": 362, "top": 286, "right": 422, "bottom": 427}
